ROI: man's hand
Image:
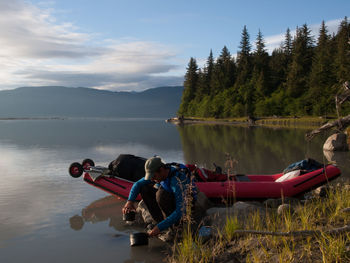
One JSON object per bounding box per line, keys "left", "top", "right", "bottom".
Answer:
{"left": 122, "top": 200, "right": 135, "bottom": 214}
{"left": 147, "top": 226, "right": 160, "bottom": 237}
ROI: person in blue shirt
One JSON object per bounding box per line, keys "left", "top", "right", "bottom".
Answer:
{"left": 122, "top": 156, "right": 197, "bottom": 237}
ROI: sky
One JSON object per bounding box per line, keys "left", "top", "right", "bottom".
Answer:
{"left": 0, "top": 0, "right": 349, "bottom": 92}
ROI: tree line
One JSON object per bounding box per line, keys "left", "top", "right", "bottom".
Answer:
{"left": 178, "top": 18, "right": 350, "bottom": 118}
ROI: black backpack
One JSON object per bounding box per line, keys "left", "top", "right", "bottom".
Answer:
{"left": 108, "top": 154, "right": 146, "bottom": 181}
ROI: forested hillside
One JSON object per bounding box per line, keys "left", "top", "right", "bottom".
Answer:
{"left": 179, "top": 18, "right": 350, "bottom": 118}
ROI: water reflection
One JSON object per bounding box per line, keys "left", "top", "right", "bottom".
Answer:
{"left": 69, "top": 195, "right": 144, "bottom": 232}
{"left": 69, "top": 195, "right": 168, "bottom": 263}
{"left": 1, "top": 119, "right": 349, "bottom": 263}
{"left": 0, "top": 118, "right": 181, "bottom": 151}
{"left": 177, "top": 124, "right": 350, "bottom": 177}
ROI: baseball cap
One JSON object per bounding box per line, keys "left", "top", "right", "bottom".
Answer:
{"left": 144, "top": 156, "right": 164, "bottom": 180}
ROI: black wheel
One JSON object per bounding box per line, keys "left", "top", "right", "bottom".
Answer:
{"left": 69, "top": 162, "right": 84, "bottom": 178}
{"left": 82, "top": 159, "right": 95, "bottom": 170}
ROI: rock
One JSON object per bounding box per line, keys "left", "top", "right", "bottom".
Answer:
{"left": 157, "top": 228, "right": 176, "bottom": 242}
{"left": 263, "top": 197, "right": 301, "bottom": 208}
{"left": 206, "top": 201, "right": 266, "bottom": 228}
{"left": 196, "top": 191, "right": 214, "bottom": 211}
{"left": 323, "top": 133, "right": 349, "bottom": 152}
{"left": 263, "top": 199, "right": 281, "bottom": 209}
{"left": 277, "top": 204, "right": 293, "bottom": 215}
{"left": 313, "top": 185, "right": 330, "bottom": 198}
{"left": 340, "top": 208, "right": 350, "bottom": 214}
{"left": 323, "top": 149, "right": 348, "bottom": 164}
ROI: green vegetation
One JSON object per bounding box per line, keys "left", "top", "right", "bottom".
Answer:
{"left": 171, "top": 185, "right": 350, "bottom": 262}
{"left": 178, "top": 18, "right": 350, "bottom": 118}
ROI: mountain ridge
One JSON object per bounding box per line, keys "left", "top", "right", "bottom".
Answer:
{"left": 0, "top": 86, "right": 183, "bottom": 118}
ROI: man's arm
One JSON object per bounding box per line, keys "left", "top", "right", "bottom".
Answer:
{"left": 122, "top": 178, "right": 152, "bottom": 214}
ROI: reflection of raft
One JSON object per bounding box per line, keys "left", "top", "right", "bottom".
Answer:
{"left": 83, "top": 165, "right": 341, "bottom": 201}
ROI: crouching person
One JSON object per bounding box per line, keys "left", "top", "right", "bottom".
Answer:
{"left": 122, "top": 156, "right": 199, "bottom": 237}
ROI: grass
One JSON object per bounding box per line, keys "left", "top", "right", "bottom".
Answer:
{"left": 170, "top": 183, "right": 350, "bottom": 263}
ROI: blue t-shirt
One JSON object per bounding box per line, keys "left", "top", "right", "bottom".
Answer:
{"left": 128, "top": 166, "right": 197, "bottom": 231}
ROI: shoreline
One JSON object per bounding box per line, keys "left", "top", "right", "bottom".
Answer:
{"left": 0, "top": 117, "right": 64, "bottom": 121}
{"left": 166, "top": 116, "right": 335, "bottom": 128}
{"left": 172, "top": 183, "right": 350, "bottom": 262}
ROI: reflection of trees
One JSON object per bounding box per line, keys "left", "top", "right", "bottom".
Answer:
{"left": 177, "top": 125, "right": 328, "bottom": 174}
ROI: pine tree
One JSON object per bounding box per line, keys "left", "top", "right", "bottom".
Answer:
{"left": 210, "top": 46, "right": 235, "bottom": 95}
{"left": 286, "top": 24, "right": 314, "bottom": 99}
{"left": 334, "top": 17, "right": 350, "bottom": 82}
{"left": 236, "top": 25, "right": 252, "bottom": 86}
{"left": 269, "top": 47, "right": 286, "bottom": 90}
{"left": 309, "top": 21, "right": 335, "bottom": 115}
{"left": 177, "top": 19, "right": 350, "bottom": 118}
{"left": 252, "top": 29, "right": 270, "bottom": 97}
{"left": 178, "top": 57, "right": 199, "bottom": 116}
{"left": 284, "top": 28, "right": 293, "bottom": 57}
{"left": 203, "top": 49, "right": 214, "bottom": 96}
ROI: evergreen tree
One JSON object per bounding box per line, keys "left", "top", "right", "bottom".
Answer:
{"left": 286, "top": 24, "right": 314, "bottom": 100}
{"left": 203, "top": 49, "right": 214, "bottom": 96}
{"left": 269, "top": 47, "right": 286, "bottom": 90}
{"left": 284, "top": 28, "right": 293, "bottom": 57}
{"left": 234, "top": 26, "right": 253, "bottom": 115}
{"left": 334, "top": 17, "right": 350, "bottom": 82}
{"left": 236, "top": 25, "right": 252, "bottom": 86}
{"left": 177, "top": 19, "right": 350, "bottom": 118}
{"left": 283, "top": 28, "right": 293, "bottom": 72}
{"left": 252, "top": 29, "right": 271, "bottom": 98}
{"left": 210, "top": 46, "right": 236, "bottom": 95}
{"left": 178, "top": 57, "right": 198, "bottom": 116}
{"left": 309, "top": 21, "right": 336, "bottom": 115}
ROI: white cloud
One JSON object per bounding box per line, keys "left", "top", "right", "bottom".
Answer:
{"left": 264, "top": 18, "right": 343, "bottom": 53}
{"left": 0, "top": 1, "right": 183, "bottom": 91}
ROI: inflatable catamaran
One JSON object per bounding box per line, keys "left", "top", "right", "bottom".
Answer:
{"left": 69, "top": 157, "right": 341, "bottom": 201}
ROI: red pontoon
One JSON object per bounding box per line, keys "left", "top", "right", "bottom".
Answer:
{"left": 81, "top": 164, "right": 341, "bottom": 201}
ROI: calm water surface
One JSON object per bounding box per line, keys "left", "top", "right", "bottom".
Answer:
{"left": 0, "top": 118, "right": 349, "bottom": 263}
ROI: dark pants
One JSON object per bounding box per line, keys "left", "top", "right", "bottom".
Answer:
{"left": 140, "top": 184, "right": 176, "bottom": 223}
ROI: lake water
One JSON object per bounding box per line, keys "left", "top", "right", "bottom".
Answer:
{"left": 0, "top": 118, "right": 349, "bottom": 263}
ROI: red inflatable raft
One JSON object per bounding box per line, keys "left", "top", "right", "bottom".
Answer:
{"left": 81, "top": 164, "right": 341, "bottom": 201}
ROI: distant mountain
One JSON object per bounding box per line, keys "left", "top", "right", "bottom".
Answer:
{"left": 0, "top": 86, "right": 183, "bottom": 118}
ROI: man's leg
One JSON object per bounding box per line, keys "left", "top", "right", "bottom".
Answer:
{"left": 140, "top": 185, "right": 164, "bottom": 223}
{"left": 156, "top": 187, "right": 176, "bottom": 217}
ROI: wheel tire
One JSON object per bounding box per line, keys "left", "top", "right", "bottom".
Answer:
{"left": 69, "top": 162, "right": 84, "bottom": 178}
{"left": 82, "top": 159, "right": 95, "bottom": 170}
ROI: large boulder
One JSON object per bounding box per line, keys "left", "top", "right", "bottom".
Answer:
{"left": 323, "top": 133, "right": 349, "bottom": 151}
{"left": 323, "top": 149, "right": 348, "bottom": 164}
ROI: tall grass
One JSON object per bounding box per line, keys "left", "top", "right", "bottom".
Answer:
{"left": 171, "top": 184, "right": 350, "bottom": 262}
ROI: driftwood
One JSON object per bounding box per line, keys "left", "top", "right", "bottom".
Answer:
{"left": 336, "top": 81, "right": 350, "bottom": 118}
{"left": 305, "top": 115, "right": 350, "bottom": 140}
{"left": 234, "top": 224, "right": 350, "bottom": 237}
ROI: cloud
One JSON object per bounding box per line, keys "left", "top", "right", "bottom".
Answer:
{"left": 14, "top": 69, "right": 183, "bottom": 91}
{"left": 0, "top": 1, "right": 183, "bottom": 91}
{"left": 0, "top": 0, "right": 104, "bottom": 59}
{"left": 264, "top": 18, "right": 343, "bottom": 53}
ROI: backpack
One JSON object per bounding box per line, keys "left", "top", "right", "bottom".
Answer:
{"left": 108, "top": 154, "right": 146, "bottom": 181}
{"left": 160, "top": 163, "right": 197, "bottom": 201}
{"left": 283, "top": 158, "right": 324, "bottom": 174}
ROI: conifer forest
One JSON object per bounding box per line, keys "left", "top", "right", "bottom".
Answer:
{"left": 178, "top": 18, "right": 350, "bottom": 118}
